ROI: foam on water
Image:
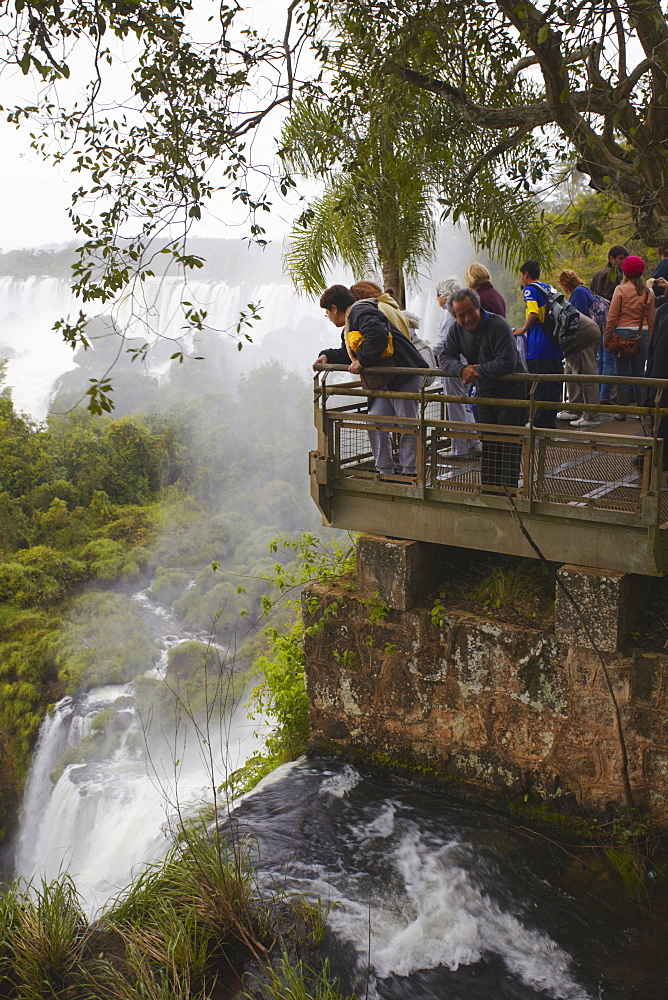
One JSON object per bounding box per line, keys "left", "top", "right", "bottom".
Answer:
{"left": 323, "top": 821, "right": 590, "bottom": 999}
{"left": 319, "top": 763, "right": 362, "bottom": 798}
{"left": 237, "top": 764, "right": 593, "bottom": 1000}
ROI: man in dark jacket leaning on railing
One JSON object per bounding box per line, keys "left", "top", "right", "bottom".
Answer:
{"left": 313, "top": 284, "right": 428, "bottom": 476}
{"left": 440, "top": 287, "right": 529, "bottom": 491}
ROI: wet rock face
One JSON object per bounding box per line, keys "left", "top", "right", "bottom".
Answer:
{"left": 554, "top": 565, "right": 653, "bottom": 652}
{"left": 302, "top": 582, "right": 668, "bottom": 824}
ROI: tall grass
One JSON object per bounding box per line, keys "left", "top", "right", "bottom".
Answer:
{"left": 244, "top": 947, "right": 358, "bottom": 1000}
{"left": 0, "top": 874, "right": 88, "bottom": 999}
{"left": 107, "top": 822, "right": 272, "bottom": 966}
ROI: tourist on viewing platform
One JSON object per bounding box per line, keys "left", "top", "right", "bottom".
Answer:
{"left": 557, "top": 270, "right": 603, "bottom": 429}
{"left": 511, "top": 261, "right": 563, "bottom": 430}
{"left": 645, "top": 306, "right": 668, "bottom": 471}
{"left": 590, "top": 244, "right": 629, "bottom": 302}
{"left": 441, "top": 288, "right": 528, "bottom": 491}
{"left": 653, "top": 285, "right": 668, "bottom": 335}
{"left": 605, "top": 256, "right": 655, "bottom": 412}
{"left": 314, "top": 284, "right": 428, "bottom": 476}
{"left": 650, "top": 247, "right": 668, "bottom": 301}
{"left": 464, "top": 261, "right": 527, "bottom": 368}
{"left": 349, "top": 281, "right": 410, "bottom": 339}
{"left": 463, "top": 263, "right": 506, "bottom": 316}
{"left": 432, "top": 276, "right": 480, "bottom": 459}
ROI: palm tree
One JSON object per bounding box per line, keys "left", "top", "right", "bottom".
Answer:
{"left": 281, "top": 98, "right": 437, "bottom": 302}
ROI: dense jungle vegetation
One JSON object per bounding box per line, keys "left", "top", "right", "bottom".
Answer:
{"left": 0, "top": 346, "right": 319, "bottom": 840}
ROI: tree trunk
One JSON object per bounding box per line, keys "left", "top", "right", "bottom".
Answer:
{"left": 381, "top": 260, "right": 403, "bottom": 306}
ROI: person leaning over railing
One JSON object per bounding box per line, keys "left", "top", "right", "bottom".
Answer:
{"left": 440, "top": 288, "right": 528, "bottom": 491}
{"left": 432, "top": 275, "right": 480, "bottom": 459}
{"left": 349, "top": 281, "right": 410, "bottom": 339}
{"left": 313, "top": 284, "right": 428, "bottom": 476}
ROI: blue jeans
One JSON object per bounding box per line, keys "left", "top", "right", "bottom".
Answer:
{"left": 597, "top": 333, "right": 616, "bottom": 402}
{"left": 613, "top": 328, "right": 649, "bottom": 406}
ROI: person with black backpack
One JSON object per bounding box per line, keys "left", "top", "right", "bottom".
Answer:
{"left": 511, "top": 261, "right": 564, "bottom": 429}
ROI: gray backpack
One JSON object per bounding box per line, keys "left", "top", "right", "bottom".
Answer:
{"left": 529, "top": 282, "right": 580, "bottom": 350}
{"left": 410, "top": 333, "right": 437, "bottom": 386}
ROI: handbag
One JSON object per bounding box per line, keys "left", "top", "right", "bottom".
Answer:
{"left": 607, "top": 331, "right": 640, "bottom": 358}
{"left": 606, "top": 290, "right": 649, "bottom": 358}
{"left": 358, "top": 358, "right": 396, "bottom": 392}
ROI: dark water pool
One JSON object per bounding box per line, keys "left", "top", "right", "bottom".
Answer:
{"left": 229, "top": 758, "right": 668, "bottom": 1000}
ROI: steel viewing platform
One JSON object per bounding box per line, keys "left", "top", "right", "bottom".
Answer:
{"left": 310, "top": 366, "right": 668, "bottom": 577}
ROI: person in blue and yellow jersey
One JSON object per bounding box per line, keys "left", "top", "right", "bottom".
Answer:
{"left": 511, "top": 260, "right": 563, "bottom": 429}
{"left": 313, "top": 284, "right": 427, "bottom": 476}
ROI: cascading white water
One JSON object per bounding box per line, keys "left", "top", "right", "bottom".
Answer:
{"left": 14, "top": 592, "right": 267, "bottom": 916}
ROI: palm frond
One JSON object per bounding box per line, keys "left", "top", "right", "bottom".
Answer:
{"left": 284, "top": 178, "right": 377, "bottom": 296}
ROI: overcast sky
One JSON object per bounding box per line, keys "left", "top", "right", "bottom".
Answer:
{"left": 0, "top": 1, "right": 309, "bottom": 250}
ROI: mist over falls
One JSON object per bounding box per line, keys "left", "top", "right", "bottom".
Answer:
{"left": 0, "top": 233, "right": 468, "bottom": 420}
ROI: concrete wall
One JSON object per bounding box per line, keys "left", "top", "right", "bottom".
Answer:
{"left": 302, "top": 582, "right": 668, "bottom": 825}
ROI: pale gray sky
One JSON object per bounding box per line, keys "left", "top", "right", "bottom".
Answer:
{"left": 0, "top": 0, "right": 310, "bottom": 250}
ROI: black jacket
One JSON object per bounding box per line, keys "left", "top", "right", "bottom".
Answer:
{"left": 440, "top": 310, "right": 527, "bottom": 399}
{"left": 320, "top": 300, "right": 428, "bottom": 389}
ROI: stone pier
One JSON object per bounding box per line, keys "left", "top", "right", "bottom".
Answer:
{"left": 302, "top": 535, "right": 668, "bottom": 824}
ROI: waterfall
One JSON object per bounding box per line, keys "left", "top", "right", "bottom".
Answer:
{"left": 0, "top": 230, "right": 474, "bottom": 420}
{"left": 14, "top": 592, "right": 267, "bottom": 916}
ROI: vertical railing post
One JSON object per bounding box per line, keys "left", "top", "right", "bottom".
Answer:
{"left": 650, "top": 388, "right": 665, "bottom": 525}
{"left": 419, "top": 378, "right": 428, "bottom": 493}
{"left": 527, "top": 380, "right": 538, "bottom": 511}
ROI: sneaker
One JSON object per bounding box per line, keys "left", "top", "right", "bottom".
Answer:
{"left": 614, "top": 413, "right": 626, "bottom": 421}
{"left": 632, "top": 454, "right": 643, "bottom": 468}
{"left": 557, "top": 410, "right": 572, "bottom": 420}
{"left": 570, "top": 416, "right": 603, "bottom": 428}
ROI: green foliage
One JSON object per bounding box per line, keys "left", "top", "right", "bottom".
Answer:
{"left": 107, "top": 824, "right": 272, "bottom": 966}
{"left": 53, "top": 592, "right": 160, "bottom": 693}
{"left": 267, "top": 532, "right": 356, "bottom": 594}
{"left": 429, "top": 556, "right": 556, "bottom": 626}
{"left": 0, "top": 362, "right": 321, "bottom": 822}
{"left": 227, "top": 619, "right": 309, "bottom": 796}
{"left": 244, "top": 947, "right": 358, "bottom": 1000}
{"left": 149, "top": 568, "right": 191, "bottom": 607}
{"left": 546, "top": 190, "right": 661, "bottom": 284}
{"left": 0, "top": 547, "right": 87, "bottom": 606}
{"left": 283, "top": 94, "right": 437, "bottom": 296}
{"left": 82, "top": 537, "right": 149, "bottom": 582}
{"left": 464, "top": 563, "right": 554, "bottom": 620}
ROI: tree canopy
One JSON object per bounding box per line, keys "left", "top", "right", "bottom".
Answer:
{"left": 281, "top": 92, "right": 438, "bottom": 297}
{"left": 313, "top": 0, "right": 668, "bottom": 258}
{"left": 2, "top": 0, "right": 667, "bottom": 377}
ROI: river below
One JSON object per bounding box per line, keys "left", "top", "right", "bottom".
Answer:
{"left": 230, "top": 758, "right": 668, "bottom": 1000}
{"left": 11, "top": 589, "right": 668, "bottom": 999}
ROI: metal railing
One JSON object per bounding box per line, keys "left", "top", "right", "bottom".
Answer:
{"left": 312, "top": 365, "right": 668, "bottom": 528}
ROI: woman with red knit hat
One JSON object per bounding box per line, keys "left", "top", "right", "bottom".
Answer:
{"left": 604, "top": 255, "right": 655, "bottom": 413}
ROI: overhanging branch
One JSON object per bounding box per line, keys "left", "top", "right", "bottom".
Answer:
{"left": 460, "top": 125, "right": 533, "bottom": 186}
